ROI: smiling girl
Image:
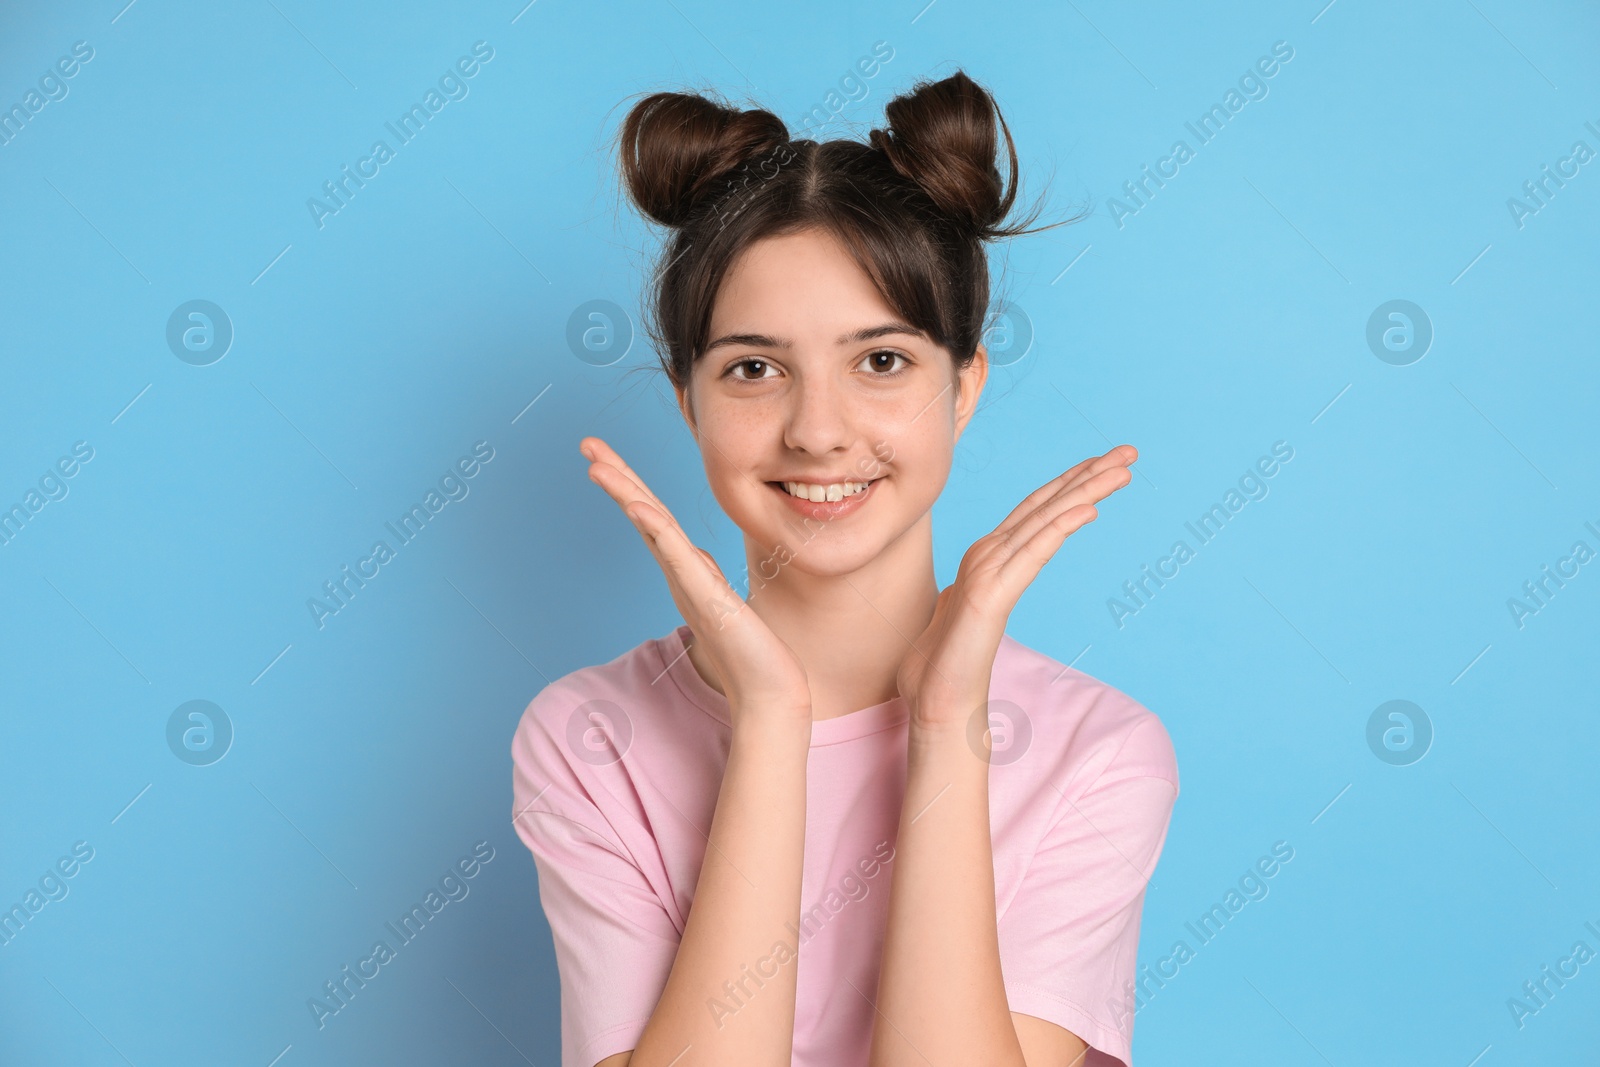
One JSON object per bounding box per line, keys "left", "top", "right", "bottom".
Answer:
{"left": 512, "top": 70, "right": 1178, "bottom": 1067}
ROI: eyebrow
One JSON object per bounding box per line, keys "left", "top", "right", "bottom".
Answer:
{"left": 703, "top": 322, "right": 925, "bottom": 354}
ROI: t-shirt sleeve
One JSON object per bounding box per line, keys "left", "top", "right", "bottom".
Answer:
{"left": 511, "top": 687, "right": 682, "bottom": 1067}
{"left": 998, "top": 714, "right": 1179, "bottom": 1067}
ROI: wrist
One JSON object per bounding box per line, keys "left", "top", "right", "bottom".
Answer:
{"left": 907, "top": 713, "right": 969, "bottom": 742}
{"left": 908, "top": 695, "right": 986, "bottom": 736}
{"left": 729, "top": 708, "right": 814, "bottom": 751}
{"left": 907, "top": 714, "right": 990, "bottom": 770}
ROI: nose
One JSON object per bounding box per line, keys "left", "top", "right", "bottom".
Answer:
{"left": 781, "top": 369, "right": 854, "bottom": 457}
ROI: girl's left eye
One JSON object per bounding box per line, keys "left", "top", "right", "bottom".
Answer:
{"left": 859, "top": 350, "right": 909, "bottom": 376}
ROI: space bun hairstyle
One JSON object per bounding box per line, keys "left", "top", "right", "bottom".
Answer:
{"left": 617, "top": 70, "right": 1071, "bottom": 391}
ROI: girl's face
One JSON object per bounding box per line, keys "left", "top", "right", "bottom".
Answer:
{"left": 676, "top": 226, "right": 987, "bottom": 579}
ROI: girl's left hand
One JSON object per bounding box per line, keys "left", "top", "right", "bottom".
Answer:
{"left": 896, "top": 444, "right": 1139, "bottom": 733}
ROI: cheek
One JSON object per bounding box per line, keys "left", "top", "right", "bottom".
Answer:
{"left": 699, "top": 440, "right": 753, "bottom": 511}
{"left": 892, "top": 432, "right": 954, "bottom": 508}
{"left": 695, "top": 409, "right": 777, "bottom": 521}
{"left": 872, "top": 401, "right": 956, "bottom": 489}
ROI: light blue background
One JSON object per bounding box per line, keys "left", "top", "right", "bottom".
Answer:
{"left": 2, "top": 0, "right": 1596, "bottom": 1064}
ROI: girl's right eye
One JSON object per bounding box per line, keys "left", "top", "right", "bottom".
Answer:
{"left": 726, "top": 358, "right": 778, "bottom": 381}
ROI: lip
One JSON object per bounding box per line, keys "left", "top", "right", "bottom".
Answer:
{"left": 767, "top": 478, "right": 881, "bottom": 521}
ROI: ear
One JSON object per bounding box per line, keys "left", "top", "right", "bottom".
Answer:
{"left": 675, "top": 380, "right": 698, "bottom": 437}
{"left": 953, "top": 343, "right": 989, "bottom": 442}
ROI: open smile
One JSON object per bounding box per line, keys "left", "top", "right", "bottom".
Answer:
{"left": 765, "top": 478, "right": 882, "bottom": 520}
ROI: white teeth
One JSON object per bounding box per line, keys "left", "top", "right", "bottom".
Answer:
{"left": 782, "top": 480, "right": 871, "bottom": 501}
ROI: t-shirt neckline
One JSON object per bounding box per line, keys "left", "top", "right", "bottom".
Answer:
{"left": 658, "top": 624, "right": 910, "bottom": 747}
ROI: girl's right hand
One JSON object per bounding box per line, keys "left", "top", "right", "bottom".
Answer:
{"left": 580, "top": 436, "right": 813, "bottom": 725}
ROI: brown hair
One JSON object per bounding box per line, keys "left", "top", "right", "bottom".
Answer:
{"left": 616, "top": 70, "right": 1076, "bottom": 391}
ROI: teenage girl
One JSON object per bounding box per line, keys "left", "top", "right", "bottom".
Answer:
{"left": 512, "top": 69, "right": 1178, "bottom": 1067}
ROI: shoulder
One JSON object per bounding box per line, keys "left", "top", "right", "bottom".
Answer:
{"left": 992, "top": 633, "right": 1179, "bottom": 794}
{"left": 509, "top": 630, "right": 677, "bottom": 807}
{"left": 514, "top": 642, "right": 634, "bottom": 737}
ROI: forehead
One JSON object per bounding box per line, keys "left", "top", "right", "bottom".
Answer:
{"left": 708, "top": 228, "right": 897, "bottom": 335}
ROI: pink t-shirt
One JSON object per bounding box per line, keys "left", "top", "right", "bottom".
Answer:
{"left": 510, "top": 624, "right": 1178, "bottom": 1067}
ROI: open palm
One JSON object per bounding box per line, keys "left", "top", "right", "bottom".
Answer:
{"left": 581, "top": 436, "right": 813, "bottom": 720}
{"left": 896, "top": 444, "right": 1139, "bottom": 730}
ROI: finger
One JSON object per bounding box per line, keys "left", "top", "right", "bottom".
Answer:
{"left": 586, "top": 455, "right": 697, "bottom": 555}
{"left": 1000, "top": 463, "right": 1132, "bottom": 556}
{"left": 592, "top": 466, "right": 731, "bottom": 610}
{"left": 625, "top": 499, "right": 746, "bottom": 621}
{"left": 587, "top": 459, "right": 660, "bottom": 520}
{"left": 991, "top": 445, "right": 1136, "bottom": 539}
{"left": 581, "top": 440, "right": 747, "bottom": 626}
{"left": 581, "top": 436, "right": 679, "bottom": 520}
{"left": 994, "top": 501, "right": 1101, "bottom": 595}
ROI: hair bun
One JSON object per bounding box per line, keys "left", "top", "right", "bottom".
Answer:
{"left": 619, "top": 92, "right": 791, "bottom": 228}
{"left": 869, "top": 71, "right": 1019, "bottom": 237}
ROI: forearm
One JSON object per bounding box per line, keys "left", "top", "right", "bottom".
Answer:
{"left": 630, "top": 713, "right": 811, "bottom": 1066}
{"left": 869, "top": 721, "right": 1025, "bottom": 1067}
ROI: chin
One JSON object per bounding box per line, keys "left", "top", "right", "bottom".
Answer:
{"left": 744, "top": 541, "right": 884, "bottom": 591}
{"left": 741, "top": 507, "right": 924, "bottom": 584}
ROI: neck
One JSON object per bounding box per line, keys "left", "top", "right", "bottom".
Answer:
{"left": 690, "top": 513, "right": 940, "bottom": 721}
